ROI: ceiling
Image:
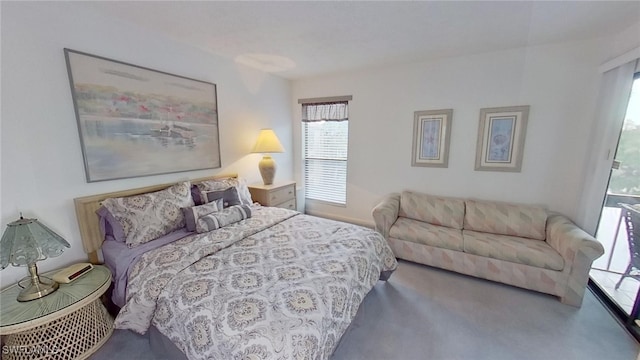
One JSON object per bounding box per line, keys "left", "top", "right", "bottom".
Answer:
{"left": 79, "top": 1, "right": 640, "bottom": 80}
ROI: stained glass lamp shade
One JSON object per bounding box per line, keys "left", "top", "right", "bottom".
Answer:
{"left": 0, "top": 216, "right": 70, "bottom": 301}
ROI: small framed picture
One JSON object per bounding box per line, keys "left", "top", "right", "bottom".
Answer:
{"left": 474, "top": 105, "right": 530, "bottom": 172}
{"left": 411, "top": 109, "right": 453, "bottom": 168}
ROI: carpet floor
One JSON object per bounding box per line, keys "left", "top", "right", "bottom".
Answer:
{"left": 91, "top": 260, "right": 639, "bottom": 360}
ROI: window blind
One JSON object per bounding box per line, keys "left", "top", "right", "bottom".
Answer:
{"left": 302, "top": 101, "right": 349, "bottom": 205}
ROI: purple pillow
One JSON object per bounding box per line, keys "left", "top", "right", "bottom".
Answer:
{"left": 206, "top": 187, "right": 241, "bottom": 208}
{"left": 191, "top": 184, "right": 204, "bottom": 206}
{"left": 96, "top": 206, "right": 126, "bottom": 243}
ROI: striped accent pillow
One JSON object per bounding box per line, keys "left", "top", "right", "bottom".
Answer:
{"left": 196, "top": 205, "right": 252, "bottom": 233}
{"left": 181, "top": 199, "right": 223, "bottom": 232}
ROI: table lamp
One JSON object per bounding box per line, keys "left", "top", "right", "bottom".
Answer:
{"left": 251, "top": 129, "right": 285, "bottom": 185}
{"left": 0, "top": 215, "right": 70, "bottom": 301}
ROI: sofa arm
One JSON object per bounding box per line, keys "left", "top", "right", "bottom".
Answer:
{"left": 372, "top": 193, "right": 400, "bottom": 239}
{"left": 546, "top": 214, "right": 604, "bottom": 306}
{"left": 546, "top": 214, "right": 604, "bottom": 264}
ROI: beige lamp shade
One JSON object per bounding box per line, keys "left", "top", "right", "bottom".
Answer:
{"left": 252, "top": 129, "right": 285, "bottom": 153}
{"left": 252, "top": 129, "right": 284, "bottom": 185}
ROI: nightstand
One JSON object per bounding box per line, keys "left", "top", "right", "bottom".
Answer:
{"left": 248, "top": 181, "right": 297, "bottom": 210}
{"left": 0, "top": 265, "right": 113, "bottom": 360}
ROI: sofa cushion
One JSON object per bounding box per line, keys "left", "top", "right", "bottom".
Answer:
{"left": 390, "top": 217, "right": 463, "bottom": 251}
{"left": 463, "top": 230, "right": 564, "bottom": 270}
{"left": 464, "top": 200, "right": 547, "bottom": 240}
{"left": 399, "top": 191, "right": 465, "bottom": 230}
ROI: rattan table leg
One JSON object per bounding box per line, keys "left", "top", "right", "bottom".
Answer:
{"left": 2, "top": 299, "right": 114, "bottom": 360}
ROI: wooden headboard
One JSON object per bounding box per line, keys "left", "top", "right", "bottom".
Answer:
{"left": 74, "top": 173, "right": 238, "bottom": 264}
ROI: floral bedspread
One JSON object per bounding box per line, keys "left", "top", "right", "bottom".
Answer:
{"left": 114, "top": 206, "right": 398, "bottom": 359}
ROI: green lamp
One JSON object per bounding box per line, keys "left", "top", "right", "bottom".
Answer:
{"left": 0, "top": 215, "right": 70, "bottom": 301}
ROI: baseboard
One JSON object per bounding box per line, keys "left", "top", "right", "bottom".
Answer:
{"left": 304, "top": 210, "right": 375, "bottom": 229}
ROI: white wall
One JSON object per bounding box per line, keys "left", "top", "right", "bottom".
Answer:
{"left": 607, "top": 20, "right": 640, "bottom": 63}
{"left": 292, "top": 38, "right": 608, "bottom": 227}
{"left": 0, "top": 2, "right": 293, "bottom": 287}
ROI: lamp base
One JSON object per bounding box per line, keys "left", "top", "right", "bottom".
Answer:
{"left": 259, "top": 155, "right": 277, "bottom": 185}
{"left": 17, "top": 263, "right": 59, "bottom": 302}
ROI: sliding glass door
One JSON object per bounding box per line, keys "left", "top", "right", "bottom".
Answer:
{"left": 590, "top": 73, "right": 640, "bottom": 338}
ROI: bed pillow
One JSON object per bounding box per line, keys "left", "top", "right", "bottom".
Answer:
{"left": 194, "top": 177, "right": 253, "bottom": 206}
{"left": 181, "top": 199, "right": 223, "bottom": 232}
{"left": 190, "top": 184, "right": 204, "bottom": 206}
{"left": 196, "top": 204, "right": 252, "bottom": 233}
{"left": 206, "top": 187, "right": 242, "bottom": 208}
{"left": 102, "top": 181, "right": 194, "bottom": 248}
{"left": 234, "top": 178, "right": 253, "bottom": 206}
{"left": 96, "top": 206, "right": 126, "bottom": 243}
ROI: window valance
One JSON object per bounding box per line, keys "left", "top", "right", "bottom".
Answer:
{"left": 302, "top": 101, "right": 349, "bottom": 122}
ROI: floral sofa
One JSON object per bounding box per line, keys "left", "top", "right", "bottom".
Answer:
{"left": 372, "top": 191, "right": 604, "bottom": 307}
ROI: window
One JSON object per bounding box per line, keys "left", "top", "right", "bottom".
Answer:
{"left": 608, "top": 73, "right": 640, "bottom": 196}
{"left": 301, "top": 98, "right": 351, "bottom": 205}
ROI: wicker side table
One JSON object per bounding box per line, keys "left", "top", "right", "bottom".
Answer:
{"left": 0, "top": 265, "right": 113, "bottom": 360}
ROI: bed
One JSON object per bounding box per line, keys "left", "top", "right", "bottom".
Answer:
{"left": 74, "top": 174, "right": 398, "bottom": 359}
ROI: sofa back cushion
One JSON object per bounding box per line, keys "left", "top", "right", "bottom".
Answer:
{"left": 399, "top": 191, "right": 465, "bottom": 229}
{"left": 464, "top": 199, "right": 547, "bottom": 240}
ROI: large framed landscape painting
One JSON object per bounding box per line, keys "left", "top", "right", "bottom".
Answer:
{"left": 474, "top": 105, "right": 529, "bottom": 172}
{"left": 64, "top": 49, "right": 221, "bottom": 182}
